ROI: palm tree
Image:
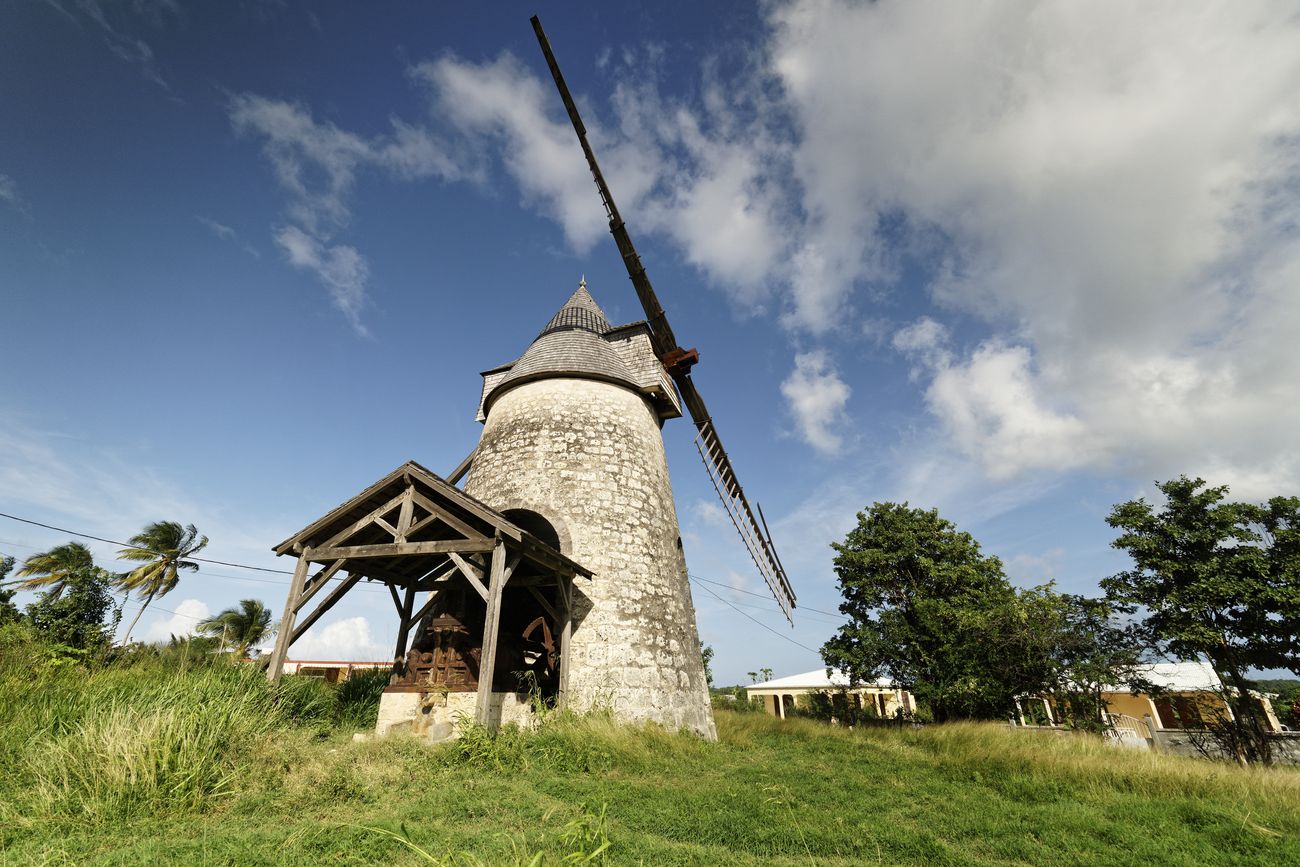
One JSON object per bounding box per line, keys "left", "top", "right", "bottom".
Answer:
{"left": 8, "top": 541, "right": 95, "bottom": 601}
{"left": 117, "top": 521, "right": 208, "bottom": 645}
{"left": 198, "top": 599, "right": 275, "bottom": 656}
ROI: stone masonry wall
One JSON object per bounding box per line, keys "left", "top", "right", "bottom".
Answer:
{"left": 464, "top": 377, "right": 716, "bottom": 738}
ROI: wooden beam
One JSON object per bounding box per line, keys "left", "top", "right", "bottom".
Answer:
{"left": 289, "top": 572, "right": 363, "bottom": 646}
{"left": 305, "top": 539, "right": 496, "bottom": 561}
{"left": 316, "top": 489, "right": 410, "bottom": 550}
{"left": 387, "top": 582, "right": 404, "bottom": 616}
{"left": 447, "top": 448, "right": 475, "bottom": 485}
{"left": 292, "top": 559, "right": 346, "bottom": 614}
{"left": 267, "top": 554, "right": 310, "bottom": 684}
{"left": 409, "top": 490, "right": 489, "bottom": 543}
{"left": 396, "top": 487, "right": 414, "bottom": 542}
{"left": 475, "top": 539, "right": 518, "bottom": 730}
{"left": 409, "top": 589, "right": 440, "bottom": 629}
{"left": 373, "top": 517, "right": 400, "bottom": 539}
{"left": 526, "top": 585, "right": 559, "bottom": 624}
{"left": 558, "top": 576, "right": 574, "bottom": 708}
{"left": 448, "top": 551, "right": 489, "bottom": 601}
{"left": 392, "top": 584, "right": 416, "bottom": 664}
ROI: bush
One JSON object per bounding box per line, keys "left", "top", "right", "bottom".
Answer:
{"left": 334, "top": 667, "right": 392, "bottom": 729}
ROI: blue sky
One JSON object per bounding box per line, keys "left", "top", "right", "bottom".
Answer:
{"left": 3, "top": 1, "right": 1298, "bottom": 685}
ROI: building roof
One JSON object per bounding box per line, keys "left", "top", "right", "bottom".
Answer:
{"left": 1113, "top": 660, "right": 1223, "bottom": 693}
{"left": 744, "top": 668, "right": 896, "bottom": 691}
{"left": 484, "top": 283, "right": 640, "bottom": 412}
{"left": 477, "top": 280, "right": 682, "bottom": 421}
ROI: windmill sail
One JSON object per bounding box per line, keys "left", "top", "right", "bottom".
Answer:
{"left": 530, "top": 15, "right": 796, "bottom": 623}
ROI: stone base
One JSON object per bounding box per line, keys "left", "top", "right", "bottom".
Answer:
{"left": 375, "top": 689, "right": 536, "bottom": 739}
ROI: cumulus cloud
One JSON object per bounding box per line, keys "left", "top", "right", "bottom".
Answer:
{"left": 773, "top": 0, "right": 1300, "bottom": 493}
{"left": 140, "top": 598, "right": 209, "bottom": 643}
{"left": 780, "top": 350, "right": 851, "bottom": 454}
{"left": 291, "top": 616, "right": 388, "bottom": 661}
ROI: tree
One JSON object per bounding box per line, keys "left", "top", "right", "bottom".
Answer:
{"left": 759, "top": 667, "right": 773, "bottom": 683}
{"left": 117, "top": 521, "right": 208, "bottom": 645}
{"left": 25, "top": 566, "right": 122, "bottom": 654}
{"left": 0, "top": 555, "right": 22, "bottom": 625}
{"left": 1016, "top": 589, "right": 1147, "bottom": 732}
{"left": 823, "top": 502, "right": 1038, "bottom": 723}
{"left": 8, "top": 542, "right": 95, "bottom": 602}
{"left": 198, "top": 598, "right": 274, "bottom": 656}
{"left": 747, "top": 671, "right": 758, "bottom": 684}
{"left": 700, "top": 643, "right": 715, "bottom": 687}
{"left": 1102, "top": 477, "right": 1300, "bottom": 765}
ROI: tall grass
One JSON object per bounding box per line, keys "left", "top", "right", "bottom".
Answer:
{"left": 0, "top": 625, "right": 342, "bottom": 824}
{"left": 3, "top": 624, "right": 1299, "bottom": 864}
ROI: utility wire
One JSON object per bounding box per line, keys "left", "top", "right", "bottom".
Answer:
{"left": 689, "top": 572, "right": 848, "bottom": 620}
{"left": 0, "top": 511, "right": 296, "bottom": 574}
{"left": 690, "top": 576, "right": 822, "bottom": 656}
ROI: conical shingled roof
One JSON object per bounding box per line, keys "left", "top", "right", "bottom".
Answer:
{"left": 484, "top": 281, "right": 640, "bottom": 412}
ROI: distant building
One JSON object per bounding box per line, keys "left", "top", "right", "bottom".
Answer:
{"left": 281, "top": 659, "right": 390, "bottom": 685}
{"left": 1015, "top": 659, "right": 1284, "bottom": 737}
{"left": 744, "top": 668, "right": 914, "bottom": 720}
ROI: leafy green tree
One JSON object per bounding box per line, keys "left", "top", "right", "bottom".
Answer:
{"left": 1016, "top": 589, "right": 1147, "bottom": 732}
{"left": 823, "top": 502, "right": 1043, "bottom": 723}
{"left": 1103, "top": 477, "right": 1300, "bottom": 764}
{"left": 700, "top": 643, "right": 715, "bottom": 687}
{"left": 8, "top": 542, "right": 95, "bottom": 602}
{"left": 198, "top": 598, "right": 275, "bottom": 656}
{"left": 25, "top": 566, "right": 122, "bottom": 654}
{"left": 117, "top": 521, "right": 208, "bottom": 645}
{"left": 0, "top": 554, "right": 22, "bottom": 625}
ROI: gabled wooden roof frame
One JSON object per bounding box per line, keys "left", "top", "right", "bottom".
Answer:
{"left": 265, "top": 460, "right": 591, "bottom": 729}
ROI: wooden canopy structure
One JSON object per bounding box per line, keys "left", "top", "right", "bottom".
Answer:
{"left": 266, "top": 460, "right": 591, "bottom": 728}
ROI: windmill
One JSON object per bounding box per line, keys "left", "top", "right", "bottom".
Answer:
{"left": 264, "top": 18, "right": 794, "bottom": 741}
{"left": 529, "top": 16, "right": 796, "bottom": 625}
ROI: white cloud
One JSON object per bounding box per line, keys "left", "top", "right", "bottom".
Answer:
{"left": 780, "top": 350, "right": 851, "bottom": 454}
{"left": 768, "top": 0, "right": 1300, "bottom": 493}
{"left": 41, "top": 0, "right": 177, "bottom": 93}
{"left": 273, "top": 226, "right": 370, "bottom": 337}
{"left": 0, "top": 174, "right": 27, "bottom": 215}
{"left": 140, "top": 598, "right": 209, "bottom": 643}
{"left": 229, "top": 93, "right": 460, "bottom": 334}
{"left": 291, "top": 616, "right": 388, "bottom": 661}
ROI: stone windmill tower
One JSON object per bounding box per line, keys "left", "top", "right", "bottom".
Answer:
{"left": 463, "top": 278, "right": 714, "bottom": 735}
{"left": 263, "top": 19, "right": 795, "bottom": 740}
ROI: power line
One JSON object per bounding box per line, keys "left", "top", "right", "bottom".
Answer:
{"left": 689, "top": 572, "right": 848, "bottom": 620}
{"left": 0, "top": 512, "right": 295, "bottom": 574}
{"left": 689, "top": 576, "right": 822, "bottom": 656}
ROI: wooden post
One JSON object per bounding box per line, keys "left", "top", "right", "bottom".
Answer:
{"left": 267, "top": 553, "right": 311, "bottom": 683}
{"left": 392, "top": 584, "right": 416, "bottom": 667}
{"left": 475, "top": 537, "right": 510, "bottom": 729}
{"left": 558, "top": 574, "right": 574, "bottom": 708}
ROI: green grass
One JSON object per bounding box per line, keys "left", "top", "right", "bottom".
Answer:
{"left": 3, "top": 629, "right": 1299, "bottom": 865}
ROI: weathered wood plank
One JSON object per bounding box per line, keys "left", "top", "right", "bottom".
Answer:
{"left": 396, "top": 488, "right": 414, "bottom": 542}
{"left": 316, "top": 490, "right": 410, "bottom": 550}
{"left": 409, "top": 490, "right": 489, "bottom": 543}
{"left": 392, "top": 584, "right": 416, "bottom": 664}
{"left": 305, "top": 539, "right": 496, "bottom": 560}
{"left": 267, "top": 554, "right": 311, "bottom": 683}
{"left": 292, "top": 559, "right": 346, "bottom": 614}
{"left": 558, "top": 577, "right": 573, "bottom": 707}
{"left": 526, "top": 585, "right": 559, "bottom": 624}
{"left": 289, "top": 572, "right": 363, "bottom": 646}
{"left": 448, "top": 551, "right": 489, "bottom": 602}
{"left": 446, "top": 448, "right": 475, "bottom": 486}
{"left": 475, "top": 539, "right": 509, "bottom": 729}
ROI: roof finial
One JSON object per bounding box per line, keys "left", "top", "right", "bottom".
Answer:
{"left": 579, "top": 274, "right": 586, "bottom": 290}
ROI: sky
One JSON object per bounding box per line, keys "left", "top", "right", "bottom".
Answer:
{"left": 2, "top": 1, "right": 1299, "bottom": 685}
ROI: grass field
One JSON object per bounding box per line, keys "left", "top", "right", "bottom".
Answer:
{"left": 3, "top": 633, "right": 1299, "bottom": 865}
